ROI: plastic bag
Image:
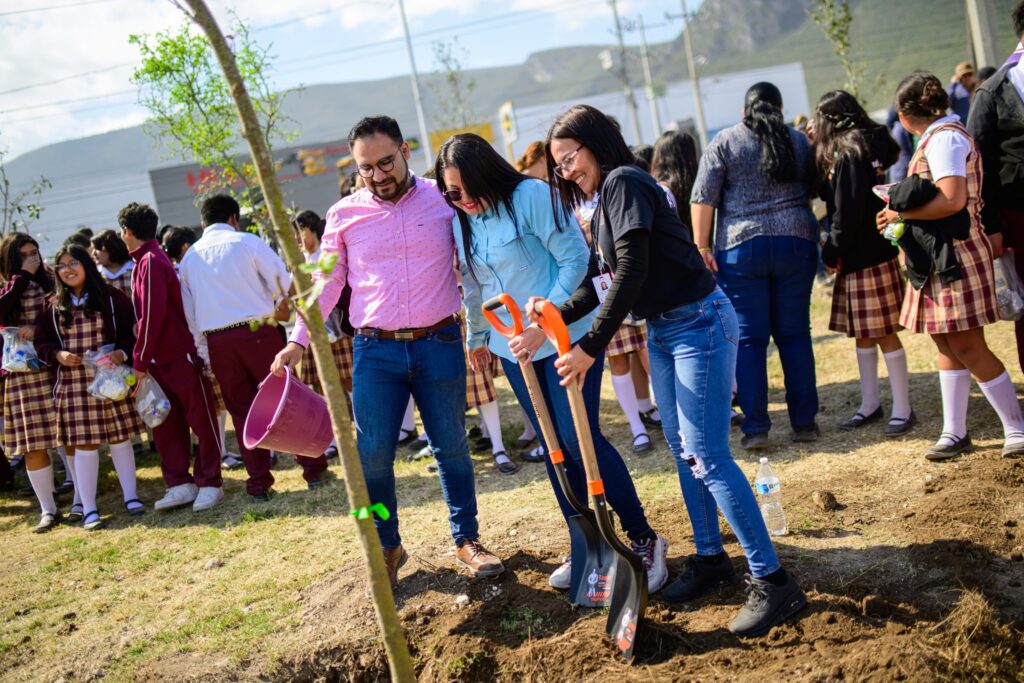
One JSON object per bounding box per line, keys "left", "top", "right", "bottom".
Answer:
{"left": 0, "top": 327, "right": 44, "bottom": 372}
{"left": 134, "top": 375, "right": 171, "bottom": 428}
{"left": 84, "top": 344, "right": 136, "bottom": 401}
{"left": 993, "top": 250, "right": 1024, "bottom": 321}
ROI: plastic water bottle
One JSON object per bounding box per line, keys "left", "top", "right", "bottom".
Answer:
{"left": 755, "top": 457, "right": 787, "bottom": 536}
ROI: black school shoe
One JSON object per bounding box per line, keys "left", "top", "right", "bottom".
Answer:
{"left": 839, "top": 406, "right": 883, "bottom": 431}
{"left": 661, "top": 553, "right": 740, "bottom": 603}
{"left": 728, "top": 571, "right": 808, "bottom": 637}
{"left": 925, "top": 433, "right": 973, "bottom": 461}
{"left": 885, "top": 411, "right": 916, "bottom": 437}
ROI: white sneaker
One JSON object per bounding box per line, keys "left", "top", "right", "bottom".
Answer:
{"left": 632, "top": 535, "right": 669, "bottom": 593}
{"left": 192, "top": 486, "right": 224, "bottom": 511}
{"left": 549, "top": 557, "right": 572, "bottom": 589}
{"left": 153, "top": 483, "right": 199, "bottom": 511}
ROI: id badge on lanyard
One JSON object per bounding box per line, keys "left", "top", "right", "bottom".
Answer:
{"left": 591, "top": 195, "right": 614, "bottom": 304}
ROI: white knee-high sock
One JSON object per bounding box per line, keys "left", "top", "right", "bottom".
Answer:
{"left": 26, "top": 465, "right": 57, "bottom": 515}
{"left": 218, "top": 411, "right": 229, "bottom": 456}
{"left": 978, "top": 372, "right": 1024, "bottom": 443}
{"left": 883, "top": 348, "right": 912, "bottom": 420}
{"left": 56, "top": 446, "right": 70, "bottom": 483}
{"left": 66, "top": 454, "right": 81, "bottom": 508}
{"left": 856, "top": 347, "right": 880, "bottom": 415}
{"left": 611, "top": 372, "right": 646, "bottom": 437}
{"left": 109, "top": 440, "right": 139, "bottom": 504}
{"left": 74, "top": 449, "right": 100, "bottom": 514}
{"left": 518, "top": 405, "right": 536, "bottom": 441}
{"left": 401, "top": 397, "right": 415, "bottom": 433}
{"left": 477, "top": 401, "right": 505, "bottom": 454}
{"left": 938, "top": 369, "right": 971, "bottom": 445}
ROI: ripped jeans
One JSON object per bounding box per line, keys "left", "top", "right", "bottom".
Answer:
{"left": 646, "top": 287, "right": 781, "bottom": 578}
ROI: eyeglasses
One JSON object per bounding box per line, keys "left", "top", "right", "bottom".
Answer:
{"left": 55, "top": 259, "right": 82, "bottom": 272}
{"left": 443, "top": 189, "right": 464, "bottom": 203}
{"left": 356, "top": 154, "right": 398, "bottom": 178}
{"left": 553, "top": 145, "right": 584, "bottom": 178}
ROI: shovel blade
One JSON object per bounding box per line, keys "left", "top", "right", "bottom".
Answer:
{"left": 566, "top": 512, "right": 616, "bottom": 608}
{"left": 605, "top": 546, "right": 648, "bottom": 663}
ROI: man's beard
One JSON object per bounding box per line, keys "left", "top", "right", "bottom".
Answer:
{"left": 369, "top": 170, "right": 410, "bottom": 201}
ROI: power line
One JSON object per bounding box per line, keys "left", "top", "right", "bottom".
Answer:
{"left": 0, "top": 63, "right": 132, "bottom": 97}
{"left": 0, "top": 89, "right": 136, "bottom": 115}
{"left": 0, "top": 0, "right": 119, "bottom": 17}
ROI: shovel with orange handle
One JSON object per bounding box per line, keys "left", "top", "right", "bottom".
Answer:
{"left": 481, "top": 294, "right": 612, "bottom": 608}
{"left": 531, "top": 298, "right": 647, "bottom": 664}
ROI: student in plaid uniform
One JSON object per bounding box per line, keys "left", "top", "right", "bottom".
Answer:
{"left": 0, "top": 233, "right": 61, "bottom": 532}
{"left": 35, "top": 245, "right": 144, "bottom": 530}
{"left": 463, "top": 327, "right": 514, "bottom": 473}
{"left": 293, "top": 208, "right": 354, "bottom": 461}
{"left": 879, "top": 73, "right": 1024, "bottom": 460}
{"left": 813, "top": 90, "right": 915, "bottom": 437}
{"left": 90, "top": 229, "right": 134, "bottom": 296}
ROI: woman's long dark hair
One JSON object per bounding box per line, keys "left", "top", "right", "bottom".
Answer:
{"left": 813, "top": 90, "right": 899, "bottom": 178}
{"left": 435, "top": 133, "right": 553, "bottom": 280}
{"left": 544, "top": 104, "right": 635, "bottom": 222}
{"left": 292, "top": 209, "right": 326, "bottom": 240}
{"left": 53, "top": 244, "right": 107, "bottom": 327}
{"left": 743, "top": 82, "right": 797, "bottom": 182}
{"left": 651, "top": 130, "right": 698, "bottom": 225}
{"left": 0, "top": 232, "right": 53, "bottom": 291}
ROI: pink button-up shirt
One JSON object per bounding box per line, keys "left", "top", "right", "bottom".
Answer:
{"left": 290, "top": 175, "right": 461, "bottom": 346}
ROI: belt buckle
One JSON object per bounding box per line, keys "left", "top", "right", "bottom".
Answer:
{"left": 394, "top": 330, "right": 416, "bottom": 341}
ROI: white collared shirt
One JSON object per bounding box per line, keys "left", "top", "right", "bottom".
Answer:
{"left": 1009, "top": 59, "right": 1024, "bottom": 107}
{"left": 100, "top": 262, "right": 133, "bottom": 280}
{"left": 178, "top": 223, "right": 292, "bottom": 336}
{"left": 919, "top": 114, "right": 970, "bottom": 181}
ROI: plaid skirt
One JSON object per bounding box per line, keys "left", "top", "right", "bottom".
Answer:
{"left": 298, "top": 335, "right": 354, "bottom": 392}
{"left": 607, "top": 323, "right": 646, "bottom": 357}
{"left": 467, "top": 353, "right": 503, "bottom": 408}
{"left": 55, "top": 366, "right": 143, "bottom": 447}
{"left": 900, "top": 228, "right": 1000, "bottom": 334}
{"left": 829, "top": 258, "right": 904, "bottom": 338}
{"left": 2, "top": 369, "right": 58, "bottom": 454}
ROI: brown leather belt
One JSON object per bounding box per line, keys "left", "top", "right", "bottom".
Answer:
{"left": 356, "top": 314, "right": 460, "bottom": 341}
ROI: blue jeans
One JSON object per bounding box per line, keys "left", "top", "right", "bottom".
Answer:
{"left": 647, "top": 288, "right": 780, "bottom": 577}
{"left": 716, "top": 235, "right": 819, "bottom": 434}
{"left": 351, "top": 323, "right": 477, "bottom": 549}
{"left": 500, "top": 352, "right": 655, "bottom": 545}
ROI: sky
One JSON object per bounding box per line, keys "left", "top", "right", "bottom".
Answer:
{"left": 0, "top": 0, "right": 689, "bottom": 161}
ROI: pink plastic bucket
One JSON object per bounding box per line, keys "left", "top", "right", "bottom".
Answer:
{"left": 243, "top": 367, "right": 333, "bottom": 457}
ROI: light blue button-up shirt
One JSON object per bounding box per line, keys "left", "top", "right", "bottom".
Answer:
{"left": 454, "top": 178, "right": 594, "bottom": 362}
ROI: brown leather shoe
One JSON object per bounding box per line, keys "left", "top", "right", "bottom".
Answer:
{"left": 383, "top": 545, "right": 408, "bottom": 587}
{"left": 455, "top": 540, "right": 504, "bottom": 578}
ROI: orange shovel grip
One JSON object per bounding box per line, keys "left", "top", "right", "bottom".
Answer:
{"left": 481, "top": 293, "right": 523, "bottom": 340}
{"left": 531, "top": 299, "right": 571, "bottom": 356}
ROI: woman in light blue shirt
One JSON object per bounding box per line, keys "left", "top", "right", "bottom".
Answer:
{"left": 436, "top": 134, "right": 668, "bottom": 593}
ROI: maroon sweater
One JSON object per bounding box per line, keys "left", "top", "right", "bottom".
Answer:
{"left": 129, "top": 240, "right": 197, "bottom": 372}
{"left": 35, "top": 286, "right": 137, "bottom": 364}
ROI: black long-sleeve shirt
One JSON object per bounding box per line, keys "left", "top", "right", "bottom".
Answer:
{"left": 561, "top": 165, "right": 715, "bottom": 357}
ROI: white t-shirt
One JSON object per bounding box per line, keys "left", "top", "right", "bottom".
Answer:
{"left": 920, "top": 114, "right": 969, "bottom": 181}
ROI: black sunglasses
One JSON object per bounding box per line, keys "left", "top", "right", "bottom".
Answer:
{"left": 443, "top": 189, "right": 464, "bottom": 203}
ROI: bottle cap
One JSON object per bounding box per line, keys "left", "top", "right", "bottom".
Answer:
{"left": 759, "top": 457, "right": 768, "bottom": 464}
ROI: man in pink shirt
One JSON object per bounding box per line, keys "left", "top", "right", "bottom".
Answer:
{"left": 273, "top": 116, "right": 503, "bottom": 586}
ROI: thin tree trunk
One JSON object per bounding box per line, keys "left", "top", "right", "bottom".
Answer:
{"left": 177, "top": 2, "right": 415, "bottom": 680}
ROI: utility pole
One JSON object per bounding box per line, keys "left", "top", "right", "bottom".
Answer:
{"left": 397, "top": 0, "right": 433, "bottom": 168}
{"left": 668, "top": 0, "right": 708, "bottom": 147}
{"left": 609, "top": 0, "right": 644, "bottom": 145}
{"left": 965, "top": 0, "right": 1000, "bottom": 69}
{"left": 636, "top": 15, "right": 663, "bottom": 137}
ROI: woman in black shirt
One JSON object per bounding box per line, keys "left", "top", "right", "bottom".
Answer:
{"left": 813, "top": 90, "right": 914, "bottom": 436}
{"left": 537, "top": 104, "right": 806, "bottom": 637}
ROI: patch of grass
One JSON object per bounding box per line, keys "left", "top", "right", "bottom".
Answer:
{"left": 922, "top": 590, "right": 1024, "bottom": 681}
{"left": 499, "top": 607, "right": 549, "bottom": 638}
{"left": 446, "top": 649, "right": 495, "bottom": 677}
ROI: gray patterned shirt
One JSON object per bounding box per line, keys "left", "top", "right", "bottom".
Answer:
{"left": 691, "top": 122, "right": 819, "bottom": 253}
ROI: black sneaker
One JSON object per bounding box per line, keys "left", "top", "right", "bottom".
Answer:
{"left": 740, "top": 433, "right": 769, "bottom": 450}
{"left": 251, "top": 489, "right": 275, "bottom": 503}
{"left": 728, "top": 572, "right": 807, "bottom": 637}
{"left": 661, "top": 553, "right": 740, "bottom": 603}
{"left": 471, "top": 437, "right": 492, "bottom": 453}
